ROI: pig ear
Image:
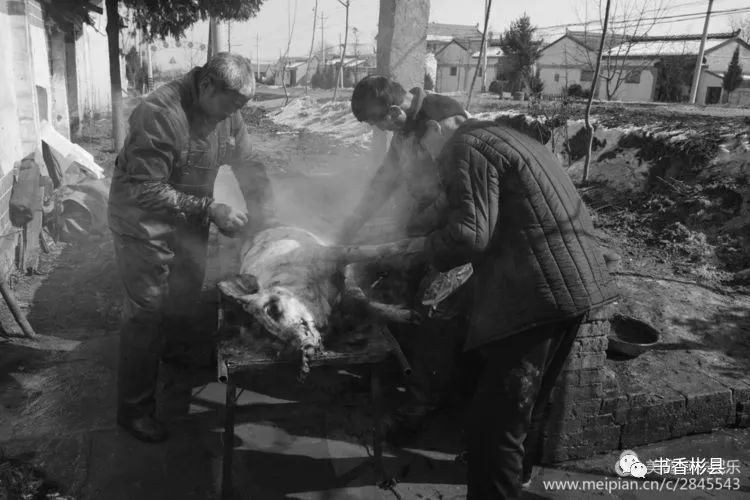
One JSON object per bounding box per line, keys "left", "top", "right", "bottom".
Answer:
{"left": 219, "top": 277, "right": 258, "bottom": 302}
{"left": 235, "top": 293, "right": 259, "bottom": 306}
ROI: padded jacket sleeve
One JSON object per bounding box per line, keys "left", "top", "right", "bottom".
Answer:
{"left": 121, "top": 102, "right": 212, "bottom": 217}
{"left": 425, "top": 142, "right": 500, "bottom": 271}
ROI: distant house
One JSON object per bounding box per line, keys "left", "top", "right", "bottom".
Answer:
{"left": 427, "top": 23, "right": 505, "bottom": 93}
{"left": 427, "top": 22, "right": 483, "bottom": 54}
{"left": 274, "top": 55, "right": 320, "bottom": 87}
{"left": 538, "top": 30, "right": 750, "bottom": 104}
{"left": 341, "top": 54, "right": 376, "bottom": 86}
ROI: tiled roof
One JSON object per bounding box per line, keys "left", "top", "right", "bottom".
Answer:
{"left": 614, "top": 38, "right": 732, "bottom": 57}
{"left": 427, "top": 22, "right": 482, "bottom": 39}
{"left": 563, "top": 30, "right": 738, "bottom": 53}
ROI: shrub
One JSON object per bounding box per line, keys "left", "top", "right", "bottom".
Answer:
{"left": 424, "top": 73, "right": 434, "bottom": 91}
{"left": 566, "top": 83, "right": 591, "bottom": 99}
{"left": 488, "top": 80, "right": 504, "bottom": 94}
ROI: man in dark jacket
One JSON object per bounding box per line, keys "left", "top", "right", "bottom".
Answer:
{"left": 412, "top": 116, "right": 618, "bottom": 499}
{"left": 339, "top": 75, "right": 469, "bottom": 242}
{"left": 340, "top": 76, "right": 471, "bottom": 431}
{"left": 108, "top": 52, "right": 275, "bottom": 443}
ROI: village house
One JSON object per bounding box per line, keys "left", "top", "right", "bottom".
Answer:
{"left": 426, "top": 22, "right": 510, "bottom": 94}
{"left": 271, "top": 56, "right": 321, "bottom": 87}
{"left": 538, "top": 30, "right": 750, "bottom": 105}
{"left": 0, "top": 0, "right": 111, "bottom": 276}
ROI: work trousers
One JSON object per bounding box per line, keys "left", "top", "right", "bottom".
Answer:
{"left": 465, "top": 315, "right": 583, "bottom": 500}
{"left": 112, "top": 222, "right": 210, "bottom": 419}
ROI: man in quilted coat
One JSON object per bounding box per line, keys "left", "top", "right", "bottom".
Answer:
{"left": 410, "top": 116, "right": 619, "bottom": 499}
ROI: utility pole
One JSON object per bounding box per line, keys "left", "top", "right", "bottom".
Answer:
{"left": 689, "top": 0, "right": 714, "bottom": 104}
{"left": 227, "top": 21, "right": 231, "bottom": 52}
{"left": 256, "top": 33, "right": 260, "bottom": 78}
{"left": 333, "top": 0, "right": 350, "bottom": 100}
{"left": 305, "top": 0, "right": 319, "bottom": 93}
{"left": 320, "top": 11, "right": 327, "bottom": 65}
{"left": 481, "top": 0, "right": 489, "bottom": 92}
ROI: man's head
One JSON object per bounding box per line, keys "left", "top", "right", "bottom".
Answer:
{"left": 198, "top": 52, "right": 255, "bottom": 123}
{"left": 351, "top": 75, "right": 409, "bottom": 131}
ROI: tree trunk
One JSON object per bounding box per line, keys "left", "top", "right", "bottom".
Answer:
{"left": 582, "top": 0, "right": 611, "bottom": 185}
{"left": 106, "top": 0, "right": 125, "bottom": 151}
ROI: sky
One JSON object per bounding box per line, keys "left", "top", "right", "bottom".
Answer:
{"left": 152, "top": 0, "right": 750, "bottom": 66}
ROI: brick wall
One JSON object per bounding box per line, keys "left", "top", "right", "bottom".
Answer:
{"left": 541, "top": 312, "right": 617, "bottom": 463}
{"left": 538, "top": 305, "right": 750, "bottom": 463}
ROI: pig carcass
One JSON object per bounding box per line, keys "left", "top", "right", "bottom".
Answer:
{"left": 218, "top": 226, "right": 422, "bottom": 375}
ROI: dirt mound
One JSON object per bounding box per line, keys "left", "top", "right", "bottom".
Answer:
{"left": 270, "top": 96, "right": 372, "bottom": 147}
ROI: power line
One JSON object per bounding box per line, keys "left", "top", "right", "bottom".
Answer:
{"left": 534, "top": 5, "right": 750, "bottom": 31}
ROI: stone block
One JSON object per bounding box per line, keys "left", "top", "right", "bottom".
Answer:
{"left": 737, "top": 402, "right": 750, "bottom": 428}
{"left": 600, "top": 395, "right": 629, "bottom": 424}
{"left": 576, "top": 321, "right": 610, "bottom": 338}
{"left": 621, "top": 394, "right": 687, "bottom": 447}
{"left": 574, "top": 336, "right": 609, "bottom": 353}
{"left": 680, "top": 388, "right": 734, "bottom": 433}
{"left": 564, "top": 352, "right": 606, "bottom": 371}
{"left": 560, "top": 367, "right": 605, "bottom": 387}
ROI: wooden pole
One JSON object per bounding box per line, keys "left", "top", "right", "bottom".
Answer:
{"left": 305, "top": 0, "right": 319, "bottom": 93}
{"left": 467, "top": 0, "right": 492, "bottom": 110}
{"left": 582, "top": 0, "right": 612, "bottom": 184}
{"left": 333, "top": 0, "right": 350, "bottom": 100}
{"left": 688, "top": 0, "right": 714, "bottom": 104}
{"left": 0, "top": 280, "right": 36, "bottom": 337}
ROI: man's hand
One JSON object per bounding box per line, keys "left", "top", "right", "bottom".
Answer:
{"left": 208, "top": 202, "right": 248, "bottom": 237}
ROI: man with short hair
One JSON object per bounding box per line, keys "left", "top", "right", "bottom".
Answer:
{"left": 340, "top": 76, "right": 471, "bottom": 436}
{"left": 412, "top": 116, "right": 619, "bottom": 499}
{"left": 340, "top": 75, "right": 469, "bottom": 242}
{"left": 109, "top": 52, "right": 275, "bottom": 442}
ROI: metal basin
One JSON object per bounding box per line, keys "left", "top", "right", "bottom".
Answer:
{"left": 606, "top": 314, "right": 660, "bottom": 358}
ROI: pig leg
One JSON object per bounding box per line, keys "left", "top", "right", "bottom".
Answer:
{"left": 341, "top": 264, "right": 421, "bottom": 325}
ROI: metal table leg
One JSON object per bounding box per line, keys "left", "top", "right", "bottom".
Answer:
{"left": 370, "top": 364, "right": 385, "bottom": 483}
{"left": 222, "top": 379, "right": 237, "bottom": 499}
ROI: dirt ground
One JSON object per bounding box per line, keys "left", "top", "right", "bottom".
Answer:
{"left": 1, "top": 89, "right": 750, "bottom": 499}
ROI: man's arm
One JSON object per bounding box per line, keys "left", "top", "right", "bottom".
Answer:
{"left": 226, "top": 111, "right": 277, "bottom": 230}
{"left": 338, "top": 138, "right": 404, "bottom": 243}
{"left": 122, "top": 103, "right": 212, "bottom": 217}
{"left": 424, "top": 144, "right": 500, "bottom": 271}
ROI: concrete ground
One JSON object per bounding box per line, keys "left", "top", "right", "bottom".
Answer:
{"left": 3, "top": 320, "right": 750, "bottom": 500}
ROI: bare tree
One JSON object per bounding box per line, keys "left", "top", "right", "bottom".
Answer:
{"left": 467, "top": 0, "right": 492, "bottom": 110}
{"left": 281, "top": 0, "right": 299, "bottom": 105}
{"left": 730, "top": 15, "right": 750, "bottom": 44}
{"left": 574, "top": 0, "right": 667, "bottom": 101}
{"left": 305, "top": 0, "right": 319, "bottom": 94}
{"left": 583, "top": 0, "right": 612, "bottom": 184}
{"left": 333, "top": 0, "right": 351, "bottom": 101}
{"left": 351, "top": 26, "right": 360, "bottom": 83}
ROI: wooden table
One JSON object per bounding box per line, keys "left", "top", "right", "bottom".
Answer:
{"left": 215, "top": 290, "right": 404, "bottom": 499}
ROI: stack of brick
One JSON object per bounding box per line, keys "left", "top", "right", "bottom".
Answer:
{"left": 541, "top": 306, "right": 619, "bottom": 463}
